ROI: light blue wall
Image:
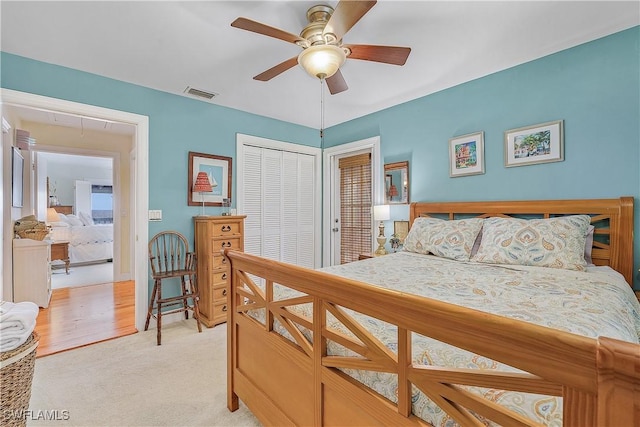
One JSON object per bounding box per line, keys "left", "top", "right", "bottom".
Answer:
{"left": 1, "top": 52, "right": 320, "bottom": 243}
{"left": 2, "top": 26, "right": 639, "bottom": 287}
{"left": 325, "top": 26, "right": 640, "bottom": 288}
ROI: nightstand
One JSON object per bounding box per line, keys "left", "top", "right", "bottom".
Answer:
{"left": 358, "top": 253, "right": 374, "bottom": 260}
{"left": 51, "top": 241, "right": 70, "bottom": 274}
{"left": 635, "top": 291, "right": 640, "bottom": 303}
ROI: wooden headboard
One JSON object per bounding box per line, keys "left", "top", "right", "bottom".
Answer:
{"left": 409, "top": 197, "right": 635, "bottom": 285}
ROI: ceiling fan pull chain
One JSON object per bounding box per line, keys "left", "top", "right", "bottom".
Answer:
{"left": 320, "top": 79, "right": 325, "bottom": 145}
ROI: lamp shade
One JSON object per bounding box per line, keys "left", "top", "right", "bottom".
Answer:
{"left": 193, "top": 172, "right": 213, "bottom": 192}
{"left": 46, "top": 208, "right": 60, "bottom": 222}
{"left": 298, "top": 44, "right": 347, "bottom": 79}
{"left": 373, "top": 204, "right": 390, "bottom": 221}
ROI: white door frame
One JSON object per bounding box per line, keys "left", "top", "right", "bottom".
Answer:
{"left": 0, "top": 89, "right": 149, "bottom": 331}
{"left": 322, "top": 136, "right": 382, "bottom": 267}
{"left": 236, "top": 133, "right": 322, "bottom": 268}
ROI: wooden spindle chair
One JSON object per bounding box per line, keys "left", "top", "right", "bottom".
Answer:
{"left": 145, "top": 231, "right": 202, "bottom": 345}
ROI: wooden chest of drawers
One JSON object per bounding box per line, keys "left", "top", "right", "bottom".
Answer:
{"left": 194, "top": 215, "right": 245, "bottom": 327}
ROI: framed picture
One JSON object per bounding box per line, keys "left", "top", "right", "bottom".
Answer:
{"left": 504, "top": 120, "right": 564, "bottom": 167}
{"left": 188, "top": 151, "right": 232, "bottom": 207}
{"left": 449, "top": 131, "right": 485, "bottom": 177}
{"left": 393, "top": 220, "right": 410, "bottom": 244}
{"left": 12, "top": 147, "right": 24, "bottom": 208}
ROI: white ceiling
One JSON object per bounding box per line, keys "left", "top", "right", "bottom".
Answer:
{"left": 1, "top": 1, "right": 638, "bottom": 130}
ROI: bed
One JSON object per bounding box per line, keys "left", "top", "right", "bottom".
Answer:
{"left": 49, "top": 213, "right": 113, "bottom": 264}
{"left": 224, "top": 197, "right": 639, "bottom": 426}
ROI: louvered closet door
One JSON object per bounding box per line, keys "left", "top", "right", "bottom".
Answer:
{"left": 242, "top": 146, "right": 316, "bottom": 268}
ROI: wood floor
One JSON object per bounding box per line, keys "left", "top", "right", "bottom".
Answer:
{"left": 34, "top": 280, "right": 138, "bottom": 357}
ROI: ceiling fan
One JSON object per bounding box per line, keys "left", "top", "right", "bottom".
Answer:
{"left": 231, "top": 0, "right": 411, "bottom": 95}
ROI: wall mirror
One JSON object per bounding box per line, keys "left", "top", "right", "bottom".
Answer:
{"left": 384, "top": 161, "right": 409, "bottom": 204}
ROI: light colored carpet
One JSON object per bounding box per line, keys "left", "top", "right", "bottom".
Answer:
{"left": 28, "top": 321, "right": 261, "bottom": 426}
{"left": 51, "top": 262, "right": 114, "bottom": 289}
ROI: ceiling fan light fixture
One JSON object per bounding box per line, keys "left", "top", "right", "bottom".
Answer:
{"left": 298, "top": 44, "right": 346, "bottom": 80}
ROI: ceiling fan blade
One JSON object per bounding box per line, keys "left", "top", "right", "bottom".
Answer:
{"left": 231, "top": 17, "right": 307, "bottom": 46}
{"left": 253, "top": 56, "right": 299, "bottom": 81}
{"left": 326, "top": 70, "right": 348, "bottom": 95}
{"left": 323, "top": 0, "right": 376, "bottom": 41}
{"left": 344, "top": 44, "right": 411, "bottom": 66}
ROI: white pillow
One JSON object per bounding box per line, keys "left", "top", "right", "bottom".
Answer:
{"left": 78, "top": 211, "right": 94, "bottom": 226}
{"left": 56, "top": 213, "right": 71, "bottom": 224}
{"left": 66, "top": 214, "right": 84, "bottom": 227}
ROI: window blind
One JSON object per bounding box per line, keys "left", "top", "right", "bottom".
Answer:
{"left": 339, "top": 153, "right": 372, "bottom": 264}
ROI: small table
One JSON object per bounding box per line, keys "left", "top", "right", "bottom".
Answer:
{"left": 51, "top": 241, "right": 70, "bottom": 274}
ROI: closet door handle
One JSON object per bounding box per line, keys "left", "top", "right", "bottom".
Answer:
{"left": 221, "top": 225, "right": 232, "bottom": 232}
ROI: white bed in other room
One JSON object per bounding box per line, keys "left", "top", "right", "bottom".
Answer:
{"left": 49, "top": 212, "right": 113, "bottom": 264}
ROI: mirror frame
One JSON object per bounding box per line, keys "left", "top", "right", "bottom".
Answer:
{"left": 384, "top": 161, "right": 409, "bottom": 204}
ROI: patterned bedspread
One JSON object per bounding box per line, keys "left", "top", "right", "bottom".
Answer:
{"left": 264, "top": 252, "right": 640, "bottom": 426}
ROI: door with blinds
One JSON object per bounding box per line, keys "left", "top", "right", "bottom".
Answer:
{"left": 335, "top": 153, "right": 372, "bottom": 264}
{"left": 240, "top": 144, "right": 317, "bottom": 269}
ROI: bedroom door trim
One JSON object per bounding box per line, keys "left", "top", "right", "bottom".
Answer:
{"left": 322, "top": 136, "right": 382, "bottom": 267}
{"left": 1, "top": 88, "right": 149, "bottom": 332}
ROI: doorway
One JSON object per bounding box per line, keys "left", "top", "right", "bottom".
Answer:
{"left": 1, "top": 88, "right": 149, "bottom": 332}
{"left": 322, "top": 136, "right": 382, "bottom": 267}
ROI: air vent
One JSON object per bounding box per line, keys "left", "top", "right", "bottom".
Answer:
{"left": 184, "top": 86, "right": 218, "bottom": 100}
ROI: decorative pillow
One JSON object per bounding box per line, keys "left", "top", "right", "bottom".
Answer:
{"left": 584, "top": 225, "right": 595, "bottom": 265}
{"left": 66, "top": 214, "right": 84, "bottom": 227}
{"left": 471, "top": 215, "right": 591, "bottom": 271}
{"left": 56, "top": 213, "right": 71, "bottom": 224}
{"left": 79, "top": 211, "right": 94, "bottom": 226}
{"left": 403, "top": 217, "right": 484, "bottom": 261}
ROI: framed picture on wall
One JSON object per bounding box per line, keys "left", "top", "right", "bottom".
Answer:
{"left": 188, "top": 151, "right": 232, "bottom": 207}
{"left": 504, "top": 120, "right": 564, "bottom": 167}
{"left": 449, "top": 131, "right": 485, "bottom": 177}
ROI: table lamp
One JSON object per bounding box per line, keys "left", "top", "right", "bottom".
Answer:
{"left": 46, "top": 208, "right": 61, "bottom": 223}
{"left": 193, "top": 172, "right": 216, "bottom": 216}
{"left": 373, "top": 204, "right": 390, "bottom": 256}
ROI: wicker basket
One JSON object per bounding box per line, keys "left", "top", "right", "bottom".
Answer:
{"left": 1, "top": 332, "right": 39, "bottom": 427}
{"left": 16, "top": 229, "right": 49, "bottom": 241}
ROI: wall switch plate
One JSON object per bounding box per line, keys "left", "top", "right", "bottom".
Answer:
{"left": 148, "top": 210, "right": 162, "bottom": 221}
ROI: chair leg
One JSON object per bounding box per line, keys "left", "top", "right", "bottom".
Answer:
{"left": 181, "top": 276, "right": 189, "bottom": 320}
{"left": 156, "top": 281, "right": 162, "bottom": 346}
{"left": 145, "top": 281, "right": 158, "bottom": 331}
{"left": 190, "top": 273, "right": 202, "bottom": 333}
{"left": 193, "top": 296, "right": 203, "bottom": 333}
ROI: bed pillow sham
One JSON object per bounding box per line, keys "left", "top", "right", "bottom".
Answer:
{"left": 79, "top": 211, "right": 94, "bottom": 226}
{"left": 66, "top": 214, "right": 84, "bottom": 227}
{"left": 403, "top": 217, "right": 484, "bottom": 261}
{"left": 471, "top": 215, "right": 591, "bottom": 271}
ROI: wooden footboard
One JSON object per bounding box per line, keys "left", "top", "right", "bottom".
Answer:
{"left": 225, "top": 251, "right": 639, "bottom": 426}
{"left": 226, "top": 197, "right": 638, "bottom": 426}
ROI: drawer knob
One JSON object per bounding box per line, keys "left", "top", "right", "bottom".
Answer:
{"left": 222, "top": 273, "right": 227, "bottom": 280}
{"left": 222, "top": 241, "right": 232, "bottom": 248}
{"left": 221, "top": 225, "right": 231, "bottom": 232}
{"left": 222, "top": 289, "right": 227, "bottom": 296}
{"left": 222, "top": 305, "right": 228, "bottom": 312}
